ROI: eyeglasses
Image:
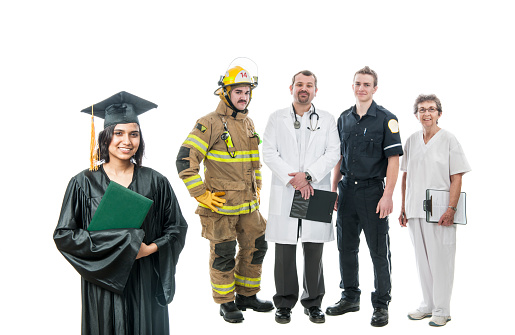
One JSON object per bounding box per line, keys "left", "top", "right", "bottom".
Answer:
{"left": 418, "top": 107, "right": 438, "bottom": 113}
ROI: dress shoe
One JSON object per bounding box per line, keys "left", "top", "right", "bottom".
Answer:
{"left": 371, "top": 308, "right": 388, "bottom": 327}
{"left": 325, "top": 299, "right": 360, "bottom": 316}
{"left": 219, "top": 301, "right": 244, "bottom": 323}
{"left": 235, "top": 294, "right": 274, "bottom": 312}
{"left": 275, "top": 307, "right": 291, "bottom": 324}
{"left": 304, "top": 306, "right": 325, "bottom": 323}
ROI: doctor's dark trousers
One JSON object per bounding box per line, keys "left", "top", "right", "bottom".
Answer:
{"left": 336, "top": 177, "right": 392, "bottom": 309}
{"left": 274, "top": 219, "right": 325, "bottom": 309}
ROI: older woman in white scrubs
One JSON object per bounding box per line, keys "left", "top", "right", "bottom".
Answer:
{"left": 399, "top": 94, "right": 471, "bottom": 327}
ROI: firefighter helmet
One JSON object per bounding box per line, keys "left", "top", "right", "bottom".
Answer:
{"left": 214, "top": 66, "right": 258, "bottom": 111}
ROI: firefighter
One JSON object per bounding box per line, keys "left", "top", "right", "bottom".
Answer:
{"left": 176, "top": 64, "right": 273, "bottom": 323}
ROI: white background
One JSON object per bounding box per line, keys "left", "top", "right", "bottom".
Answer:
{"left": 1, "top": 1, "right": 513, "bottom": 334}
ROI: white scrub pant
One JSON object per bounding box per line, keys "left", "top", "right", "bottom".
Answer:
{"left": 409, "top": 218, "right": 456, "bottom": 317}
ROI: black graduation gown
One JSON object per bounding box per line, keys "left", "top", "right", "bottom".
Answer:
{"left": 54, "top": 165, "right": 188, "bottom": 335}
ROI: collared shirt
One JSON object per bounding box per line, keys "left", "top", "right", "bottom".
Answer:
{"left": 337, "top": 100, "right": 403, "bottom": 180}
{"left": 290, "top": 104, "right": 316, "bottom": 179}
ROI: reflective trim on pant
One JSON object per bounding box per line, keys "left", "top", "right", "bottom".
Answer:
{"left": 211, "top": 281, "right": 236, "bottom": 295}
{"left": 235, "top": 274, "right": 261, "bottom": 288}
{"left": 200, "top": 210, "right": 267, "bottom": 304}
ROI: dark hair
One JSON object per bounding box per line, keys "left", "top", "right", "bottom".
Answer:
{"left": 291, "top": 70, "right": 317, "bottom": 89}
{"left": 96, "top": 124, "right": 145, "bottom": 166}
{"left": 413, "top": 94, "right": 443, "bottom": 115}
{"left": 354, "top": 66, "right": 378, "bottom": 87}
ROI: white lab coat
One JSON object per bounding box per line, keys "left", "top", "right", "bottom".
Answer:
{"left": 263, "top": 106, "right": 340, "bottom": 244}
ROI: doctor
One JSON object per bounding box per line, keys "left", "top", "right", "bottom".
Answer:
{"left": 263, "top": 70, "right": 340, "bottom": 324}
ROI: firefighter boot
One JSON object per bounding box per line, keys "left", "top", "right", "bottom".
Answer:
{"left": 220, "top": 301, "right": 244, "bottom": 323}
{"left": 235, "top": 294, "right": 274, "bottom": 312}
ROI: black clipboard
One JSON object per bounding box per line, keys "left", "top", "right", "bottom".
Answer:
{"left": 289, "top": 189, "right": 337, "bottom": 223}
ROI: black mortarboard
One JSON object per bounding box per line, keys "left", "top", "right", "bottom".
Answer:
{"left": 80, "top": 91, "right": 158, "bottom": 129}
{"left": 81, "top": 91, "right": 157, "bottom": 171}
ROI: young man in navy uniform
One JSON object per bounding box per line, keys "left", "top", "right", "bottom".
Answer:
{"left": 326, "top": 66, "right": 403, "bottom": 327}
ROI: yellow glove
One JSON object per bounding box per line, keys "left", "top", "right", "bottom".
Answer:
{"left": 195, "top": 190, "right": 226, "bottom": 212}
{"left": 256, "top": 187, "right": 261, "bottom": 204}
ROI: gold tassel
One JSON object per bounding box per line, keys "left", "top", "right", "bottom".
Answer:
{"left": 89, "top": 105, "right": 99, "bottom": 171}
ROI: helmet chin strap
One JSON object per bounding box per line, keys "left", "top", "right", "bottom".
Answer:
{"left": 223, "top": 88, "right": 249, "bottom": 117}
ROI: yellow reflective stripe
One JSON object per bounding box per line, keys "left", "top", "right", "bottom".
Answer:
{"left": 183, "top": 175, "right": 200, "bottom": 182}
{"left": 206, "top": 149, "right": 259, "bottom": 163}
{"left": 198, "top": 199, "right": 259, "bottom": 215}
{"left": 209, "top": 149, "right": 259, "bottom": 156}
{"left": 234, "top": 274, "right": 261, "bottom": 288}
{"left": 183, "top": 134, "right": 209, "bottom": 156}
{"left": 183, "top": 174, "right": 203, "bottom": 190}
{"left": 255, "top": 170, "right": 262, "bottom": 180}
{"left": 189, "top": 134, "right": 209, "bottom": 148}
{"left": 207, "top": 157, "right": 259, "bottom": 163}
{"left": 187, "top": 181, "right": 203, "bottom": 190}
{"left": 206, "top": 156, "right": 260, "bottom": 163}
{"left": 211, "top": 281, "right": 235, "bottom": 295}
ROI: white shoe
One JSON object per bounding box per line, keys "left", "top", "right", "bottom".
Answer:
{"left": 407, "top": 310, "right": 432, "bottom": 320}
{"left": 429, "top": 315, "right": 451, "bottom": 327}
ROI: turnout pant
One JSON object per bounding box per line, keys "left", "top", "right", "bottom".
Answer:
{"left": 336, "top": 177, "right": 392, "bottom": 309}
{"left": 199, "top": 210, "right": 267, "bottom": 304}
{"left": 273, "top": 242, "right": 325, "bottom": 309}
{"left": 409, "top": 218, "right": 456, "bottom": 317}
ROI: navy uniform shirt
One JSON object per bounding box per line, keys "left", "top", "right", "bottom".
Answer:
{"left": 337, "top": 100, "right": 403, "bottom": 180}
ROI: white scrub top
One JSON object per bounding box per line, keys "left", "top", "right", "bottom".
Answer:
{"left": 400, "top": 129, "right": 471, "bottom": 219}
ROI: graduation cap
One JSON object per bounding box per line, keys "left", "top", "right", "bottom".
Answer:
{"left": 81, "top": 91, "right": 157, "bottom": 128}
{"left": 81, "top": 91, "right": 158, "bottom": 171}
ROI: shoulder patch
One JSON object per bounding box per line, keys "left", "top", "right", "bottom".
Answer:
{"left": 196, "top": 123, "right": 208, "bottom": 133}
{"left": 388, "top": 119, "right": 399, "bottom": 133}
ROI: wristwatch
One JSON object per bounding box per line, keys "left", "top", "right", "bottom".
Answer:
{"left": 305, "top": 171, "right": 312, "bottom": 181}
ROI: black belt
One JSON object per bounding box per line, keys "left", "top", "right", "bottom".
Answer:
{"left": 341, "top": 176, "right": 383, "bottom": 186}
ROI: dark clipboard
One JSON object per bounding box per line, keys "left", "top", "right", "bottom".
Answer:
{"left": 423, "top": 189, "right": 467, "bottom": 225}
{"left": 289, "top": 189, "right": 337, "bottom": 223}
{"left": 87, "top": 181, "right": 154, "bottom": 231}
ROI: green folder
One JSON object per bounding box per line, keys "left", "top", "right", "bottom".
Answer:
{"left": 87, "top": 181, "right": 153, "bottom": 231}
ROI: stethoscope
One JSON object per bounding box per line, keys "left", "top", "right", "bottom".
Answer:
{"left": 293, "top": 103, "right": 320, "bottom": 131}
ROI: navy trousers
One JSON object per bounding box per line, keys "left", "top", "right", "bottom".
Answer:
{"left": 336, "top": 177, "right": 392, "bottom": 309}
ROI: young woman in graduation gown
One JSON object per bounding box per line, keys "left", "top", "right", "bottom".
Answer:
{"left": 53, "top": 92, "right": 188, "bottom": 335}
